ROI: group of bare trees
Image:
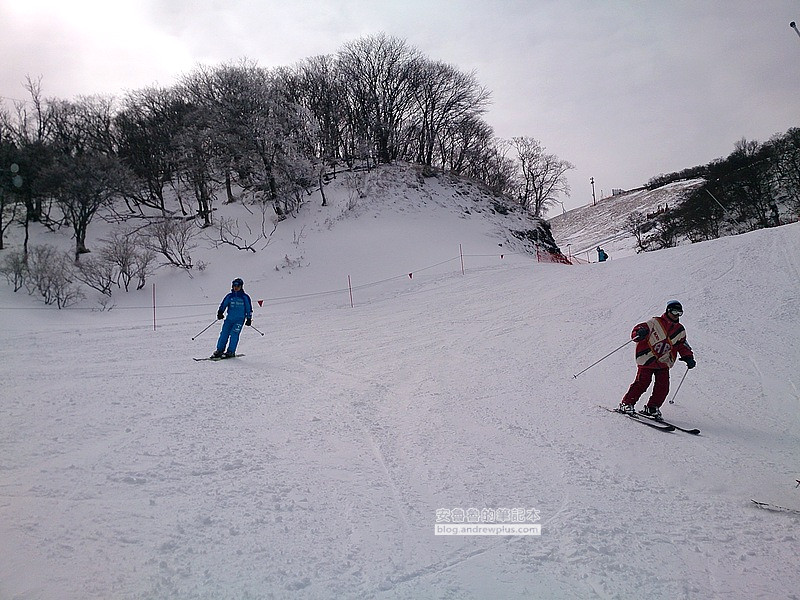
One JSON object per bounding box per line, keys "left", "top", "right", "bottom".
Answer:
{"left": 630, "top": 129, "right": 800, "bottom": 251}
{"left": 0, "top": 34, "right": 575, "bottom": 305}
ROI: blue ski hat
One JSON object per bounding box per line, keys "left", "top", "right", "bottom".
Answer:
{"left": 231, "top": 278, "right": 244, "bottom": 289}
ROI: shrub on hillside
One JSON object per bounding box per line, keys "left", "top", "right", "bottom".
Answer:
{"left": 24, "top": 244, "right": 84, "bottom": 308}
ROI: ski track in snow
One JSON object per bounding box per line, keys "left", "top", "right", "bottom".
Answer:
{"left": 1, "top": 169, "right": 799, "bottom": 599}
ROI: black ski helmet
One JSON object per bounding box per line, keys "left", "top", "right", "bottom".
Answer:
{"left": 231, "top": 278, "right": 244, "bottom": 288}
{"left": 666, "top": 299, "right": 683, "bottom": 313}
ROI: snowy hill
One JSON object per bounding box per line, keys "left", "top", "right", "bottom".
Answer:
{"left": 1, "top": 163, "right": 558, "bottom": 314}
{"left": 2, "top": 165, "right": 800, "bottom": 599}
{"left": 548, "top": 179, "right": 705, "bottom": 262}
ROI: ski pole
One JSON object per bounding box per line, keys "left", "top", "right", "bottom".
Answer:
{"left": 572, "top": 339, "right": 634, "bottom": 379}
{"left": 192, "top": 319, "right": 219, "bottom": 340}
{"left": 249, "top": 324, "right": 265, "bottom": 337}
{"left": 668, "top": 367, "right": 689, "bottom": 404}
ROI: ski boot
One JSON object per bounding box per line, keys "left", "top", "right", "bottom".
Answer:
{"left": 640, "top": 405, "right": 663, "bottom": 420}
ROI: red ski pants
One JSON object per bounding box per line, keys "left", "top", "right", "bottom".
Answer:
{"left": 622, "top": 367, "right": 670, "bottom": 408}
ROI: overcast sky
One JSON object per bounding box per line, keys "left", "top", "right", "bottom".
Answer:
{"left": 2, "top": 0, "right": 799, "bottom": 213}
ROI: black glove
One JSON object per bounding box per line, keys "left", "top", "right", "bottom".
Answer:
{"left": 217, "top": 311, "right": 224, "bottom": 320}
{"left": 245, "top": 318, "right": 252, "bottom": 326}
{"left": 680, "top": 356, "right": 696, "bottom": 369}
{"left": 634, "top": 327, "right": 648, "bottom": 341}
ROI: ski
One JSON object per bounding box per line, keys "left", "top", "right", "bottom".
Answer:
{"left": 600, "top": 407, "right": 675, "bottom": 432}
{"left": 637, "top": 412, "right": 700, "bottom": 435}
{"left": 750, "top": 500, "right": 800, "bottom": 515}
{"left": 193, "top": 354, "right": 244, "bottom": 362}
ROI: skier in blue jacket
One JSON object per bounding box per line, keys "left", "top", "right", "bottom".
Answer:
{"left": 212, "top": 278, "right": 253, "bottom": 358}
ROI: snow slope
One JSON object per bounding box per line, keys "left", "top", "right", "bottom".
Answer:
{"left": 1, "top": 166, "right": 799, "bottom": 600}
{"left": 548, "top": 179, "right": 705, "bottom": 262}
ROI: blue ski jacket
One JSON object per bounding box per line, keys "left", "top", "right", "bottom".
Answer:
{"left": 218, "top": 290, "right": 252, "bottom": 322}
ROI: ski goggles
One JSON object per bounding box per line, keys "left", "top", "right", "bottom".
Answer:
{"left": 668, "top": 308, "right": 683, "bottom": 317}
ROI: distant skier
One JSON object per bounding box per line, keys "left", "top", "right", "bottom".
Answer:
{"left": 597, "top": 247, "right": 608, "bottom": 262}
{"left": 212, "top": 278, "right": 253, "bottom": 358}
{"left": 618, "top": 300, "right": 695, "bottom": 420}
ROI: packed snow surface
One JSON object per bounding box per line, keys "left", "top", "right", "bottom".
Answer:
{"left": 2, "top": 167, "right": 799, "bottom": 599}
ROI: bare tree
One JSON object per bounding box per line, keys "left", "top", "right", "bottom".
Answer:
{"left": 467, "top": 135, "right": 516, "bottom": 196}
{"left": 74, "top": 255, "right": 116, "bottom": 296}
{"left": 2, "top": 77, "right": 57, "bottom": 251}
{"left": 213, "top": 210, "right": 280, "bottom": 252}
{"left": 0, "top": 128, "right": 24, "bottom": 250}
{"left": 337, "top": 34, "right": 420, "bottom": 164}
{"left": 115, "top": 87, "right": 189, "bottom": 216}
{"left": 141, "top": 217, "right": 197, "bottom": 269}
{"left": 0, "top": 248, "right": 27, "bottom": 291}
{"left": 101, "top": 229, "right": 157, "bottom": 290}
{"left": 213, "top": 217, "right": 260, "bottom": 253}
{"left": 24, "top": 244, "right": 84, "bottom": 308}
{"left": 770, "top": 128, "right": 800, "bottom": 213}
{"left": 284, "top": 55, "right": 347, "bottom": 164}
{"left": 511, "top": 137, "right": 574, "bottom": 217}
{"left": 39, "top": 151, "right": 127, "bottom": 259}
{"left": 47, "top": 95, "right": 117, "bottom": 156}
{"left": 626, "top": 211, "right": 650, "bottom": 252}
{"left": 181, "top": 61, "right": 318, "bottom": 219}
{"left": 169, "top": 102, "right": 216, "bottom": 227}
{"left": 31, "top": 96, "right": 129, "bottom": 259}
{"left": 409, "top": 59, "right": 491, "bottom": 167}
{"left": 721, "top": 138, "right": 774, "bottom": 229}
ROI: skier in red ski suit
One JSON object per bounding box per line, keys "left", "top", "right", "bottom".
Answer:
{"left": 619, "top": 300, "right": 695, "bottom": 420}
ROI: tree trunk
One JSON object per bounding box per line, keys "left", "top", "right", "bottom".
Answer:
{"left": 319, "top": 169, "right": 327, "bottom": 206}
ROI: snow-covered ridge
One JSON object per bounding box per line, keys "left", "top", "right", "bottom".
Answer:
{"left": 1, "top": 162, "right": 558, "bottom": 314}
{"left": 548, "top": 179, "right": 705, "bottom": 261}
